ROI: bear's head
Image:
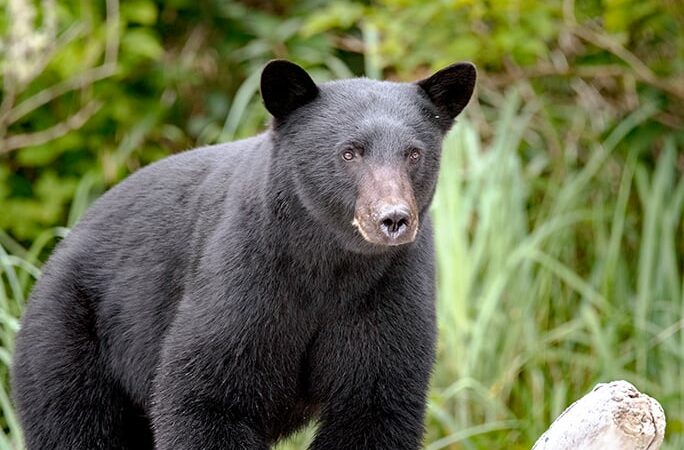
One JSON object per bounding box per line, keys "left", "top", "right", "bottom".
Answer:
{"left": 261, "top": 60, "right": 476, "bottom": 254}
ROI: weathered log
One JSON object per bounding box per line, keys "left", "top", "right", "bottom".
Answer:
{"left": 532, "top": 380, "right": 666, "bottom": 450}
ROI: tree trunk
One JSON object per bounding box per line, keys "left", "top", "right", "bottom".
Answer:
{"left": 532, "top": 380, "right": 666, "bottom": 450}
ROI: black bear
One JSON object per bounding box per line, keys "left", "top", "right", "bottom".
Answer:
{"left": 12, "top": 60, "right": 476, "bottom": 449}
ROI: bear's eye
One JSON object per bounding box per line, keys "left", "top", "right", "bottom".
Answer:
{"left": 409, "top": 148, "right": 422, "bottom": 162}
{"left": 342, "top": 147, "right": 363, "bottom": 161}
{"left": 340, "top": 143, "right": 364, "bottom": 162}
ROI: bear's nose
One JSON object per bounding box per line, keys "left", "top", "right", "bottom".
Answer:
{"left": 378, "top": 205, "right": 411, "bottom": 239}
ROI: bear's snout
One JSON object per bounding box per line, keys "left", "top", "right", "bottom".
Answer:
{"left": 353, "top": 166, "right": 419, "bottom": 247}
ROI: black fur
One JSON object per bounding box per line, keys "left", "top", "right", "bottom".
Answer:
{"left": 12, "top": 60, "right": 476, "bottom": 450}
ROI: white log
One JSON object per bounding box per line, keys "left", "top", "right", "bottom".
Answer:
{"left": 532, "top": 380, "right": 666, "bottom": 450}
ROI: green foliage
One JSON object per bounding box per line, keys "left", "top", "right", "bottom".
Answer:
{"left": 0, "top": 0, "right": 345, "bottom": 243}
{"left": 1, "top": 0, "right": 683, "bottom": 448}
{"left": 428, "top": 98, "right": 683, "bottom": 449}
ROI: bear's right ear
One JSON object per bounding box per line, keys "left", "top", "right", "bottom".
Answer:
{"left": 417, "top": 62, "right": 477, "bottom": 131}
{"left": 261, "top": 60, "right": 319, "bottom": 119}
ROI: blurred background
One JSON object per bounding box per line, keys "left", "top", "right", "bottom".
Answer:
{"left": 1, "top": 0, "right": 683, "bottom": 448}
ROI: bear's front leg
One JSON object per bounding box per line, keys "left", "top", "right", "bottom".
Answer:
{"left": 150, "top": 298, "right": 303, "bottom": 450}
{"left": 152, "top": 403, "right": 268, "bottom": 450}
{"left": 310, "top": 389, "right": 429, "bottom": 450}
{"left": 151, "top": 338, "right": 271, "bottom": 450}
{"left": 308, "top": 272, "right": 437, "bottom": 450}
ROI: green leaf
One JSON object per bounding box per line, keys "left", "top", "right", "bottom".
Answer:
{"left": 121, "top": 0, "right": 158, "bottom": 26}
{"left": 121, "top": 29, "right": 163, "bottom": 61}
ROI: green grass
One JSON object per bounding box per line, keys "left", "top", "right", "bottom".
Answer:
{"left": 426, "top": 94, "right": 683, "bottom": 449}
{"left": 2, "top": 93, "right": 683, "bottom": 449}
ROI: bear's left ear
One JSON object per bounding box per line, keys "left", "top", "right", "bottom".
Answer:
{"left": 261, "top": 60, "right": 319, "bottom": 119}
{"left": 417, "top": 62, "right": 477, "bottom": 130}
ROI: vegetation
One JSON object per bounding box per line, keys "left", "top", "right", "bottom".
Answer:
{"left": 1, "top": 0, "right": 682, "bottom": 448}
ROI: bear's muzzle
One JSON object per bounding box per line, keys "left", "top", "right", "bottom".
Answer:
{"left": 352, "top": 166, "right": 418, "bottom": 246}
